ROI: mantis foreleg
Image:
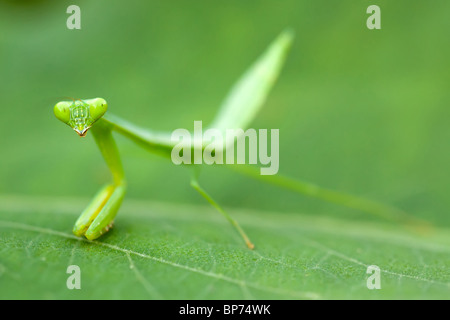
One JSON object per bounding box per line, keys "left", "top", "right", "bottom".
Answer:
{"left": 73, "top": 121, "right": 127, "bottom": 240}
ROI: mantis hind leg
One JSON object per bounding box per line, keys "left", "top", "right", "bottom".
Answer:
{"left": 229, "top": 164, "right": 432, "bottom": 233}
{"left": 73, "top": 120, "right": 127, "bottom": 240}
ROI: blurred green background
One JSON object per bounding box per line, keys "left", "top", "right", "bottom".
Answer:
{"left": 0, "top": 0, "right": 449, "bottom": 227}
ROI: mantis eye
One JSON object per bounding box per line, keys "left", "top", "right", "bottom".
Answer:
{"left": 89, "top": 98, "right": 108, "bottom": 122}
{"left": 54, "top": 101, "right": 71, "bottom": 124}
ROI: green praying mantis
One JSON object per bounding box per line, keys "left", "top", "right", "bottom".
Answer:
{"left": 53, "top": 30, "right": 428, "bottom": 249}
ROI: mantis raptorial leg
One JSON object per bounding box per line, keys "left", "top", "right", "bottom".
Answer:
{"left": 53, "top": 29, "right": 427, "bottom": 248}
{"left": 72, "top": 120, "right": 126, "bottom": 240}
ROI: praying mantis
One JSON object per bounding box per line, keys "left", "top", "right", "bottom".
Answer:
{"left": 53, "top": 30, "right": 428, "bottom": 249}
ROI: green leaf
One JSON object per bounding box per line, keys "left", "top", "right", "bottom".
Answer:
{"left": 0, "top": 194, "right": 449, "bottom": 299}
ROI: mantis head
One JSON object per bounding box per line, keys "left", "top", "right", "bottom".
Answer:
{"left": 54, "top": 98, "right": 108, "bottom": 137}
